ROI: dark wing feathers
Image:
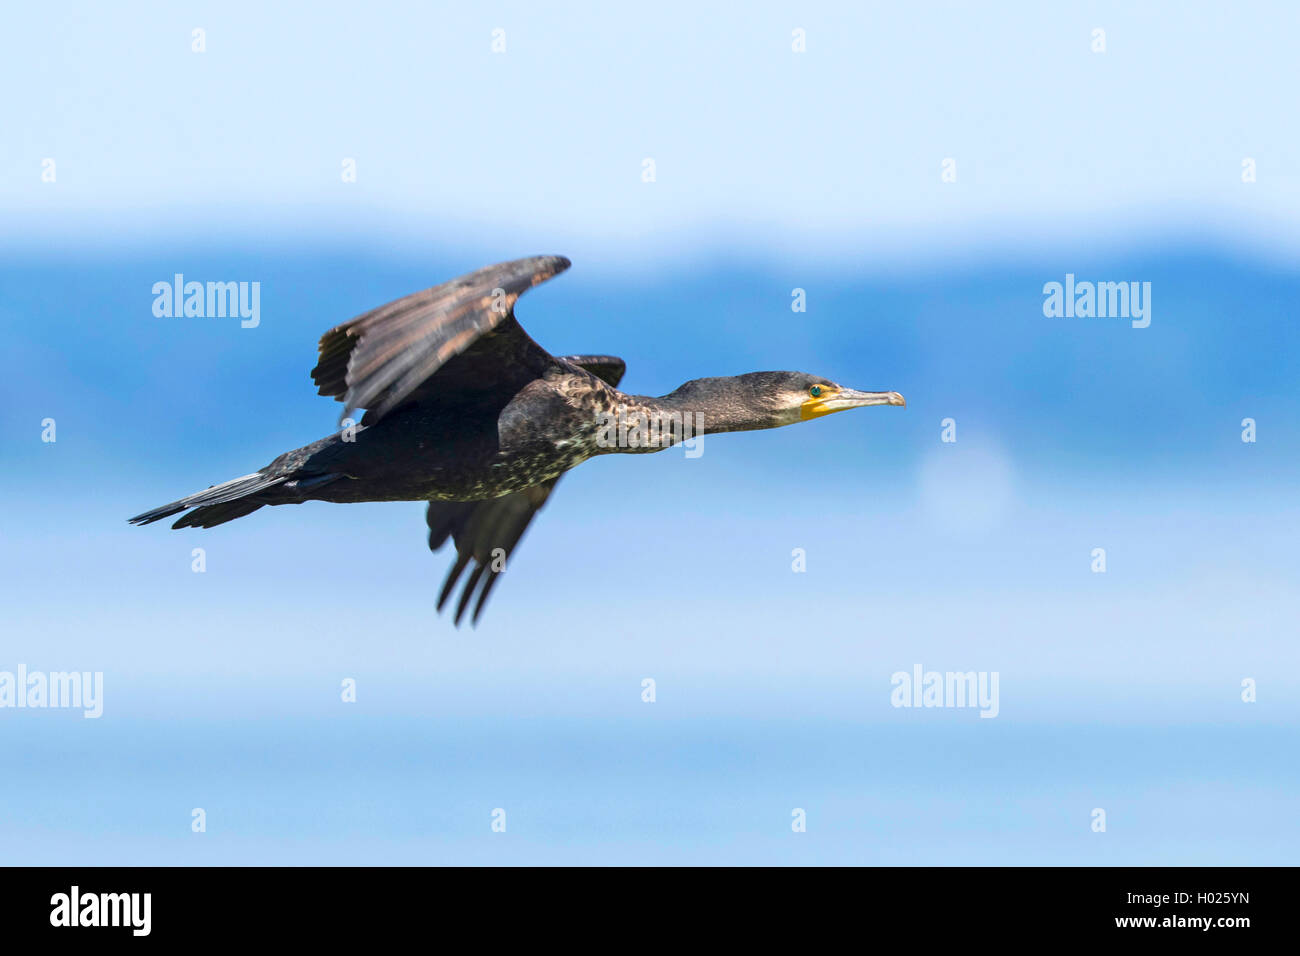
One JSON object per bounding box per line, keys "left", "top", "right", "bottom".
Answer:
{"left": 426, "top": 353, "right": 627, "bottom": 625}
{"left": 311, "top": 255, "right": 571, "bottom": 424}
{"left": 557, "top": 354, "right": 626, "bottom": 387}
{"left": 427, "top": 481, "right": 559, "bottom": 626}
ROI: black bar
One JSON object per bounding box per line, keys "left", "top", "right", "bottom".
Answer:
{"left": 0, "top": 866, "right": 1278, "bottom": 941}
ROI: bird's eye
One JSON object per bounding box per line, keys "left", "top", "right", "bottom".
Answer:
{"left": 809, "top": 385, "right": 823, "bottom": 398}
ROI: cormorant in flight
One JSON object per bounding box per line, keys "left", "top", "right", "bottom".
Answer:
{"left": 130, "top": 256, "right": 905, "bottom": 624}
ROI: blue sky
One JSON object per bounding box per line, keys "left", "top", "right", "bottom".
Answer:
{"left": 5, "top": 0, "right": 1300, "bottom": 264}
{"left": 1, "top": 1, "right": 1298, "bottom": 864}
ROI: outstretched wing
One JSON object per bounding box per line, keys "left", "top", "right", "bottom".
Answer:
{"left": 426, "top": 354, "right": 626, "bottom": 626}
{"left": 311, "top": 255, "right": 571, "bottom": 425}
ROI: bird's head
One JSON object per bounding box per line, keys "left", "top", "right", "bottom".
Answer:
{"left": 665, "top": 371, "right": 905, "bottom": 432}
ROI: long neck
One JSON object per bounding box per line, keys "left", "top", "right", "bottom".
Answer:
{"left": 595, "top": 383, "right": 763, "bottom": 455}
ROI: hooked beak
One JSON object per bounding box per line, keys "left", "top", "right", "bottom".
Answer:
{"left": 800, "top": 388, "right": 906, "bottom": 420}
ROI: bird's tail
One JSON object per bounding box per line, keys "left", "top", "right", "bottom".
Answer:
{"left": 128, "top": 471, "right": 288, "bottom": 529}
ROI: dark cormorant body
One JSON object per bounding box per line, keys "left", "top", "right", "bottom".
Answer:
{"left": 131, "top": 256, "right": 904, "bottom": 623}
